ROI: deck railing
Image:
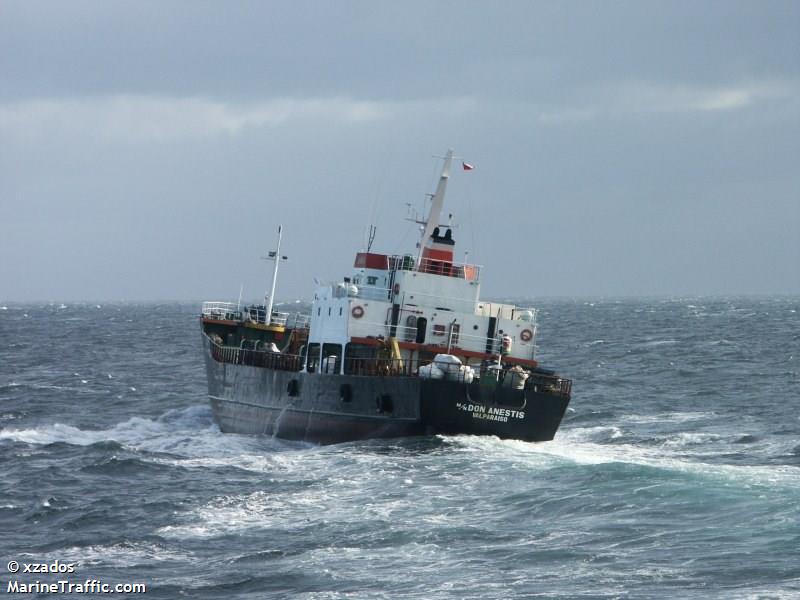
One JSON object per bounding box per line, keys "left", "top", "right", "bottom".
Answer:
{"left": 207, "top": 334, "right": 570, "bottom": 397}
{"left": 201, "top": 301, "right": 242, "bottom": 321}
{"left": 387, "top": 255, "right": 482, "bottom": 282}
{"left": 338, "top": 356, "right": 570, "bottom": 396}
{"left": 244, "top": 305, "right": 310, "bottom": 329}
{"left": 202, "top": 301, "right": 310, "bottom": 329}
{"left": 348, "top": 318, "right": 535, "bottom": 358}
{"left": 208, "top": 336, "right": 304, "bottom": 371}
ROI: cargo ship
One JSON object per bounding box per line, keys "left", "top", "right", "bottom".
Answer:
{"left": 200, "top": 150, "right": 572, "bottom": 444}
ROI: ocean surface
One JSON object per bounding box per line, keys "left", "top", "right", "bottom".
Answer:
{"left": 1, "top": 298, "right": 798, "bottom": 599}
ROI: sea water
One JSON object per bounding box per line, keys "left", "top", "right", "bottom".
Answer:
{"left": 0, "top": 298, "right": 798, "bottom": 599}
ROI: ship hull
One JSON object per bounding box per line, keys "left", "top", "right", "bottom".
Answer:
{"left": 203, "top": 336, "right": 570, "bottom": 445}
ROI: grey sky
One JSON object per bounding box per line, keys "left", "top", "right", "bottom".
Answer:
{"left": 1, "top": 1, "right": 798, "bottom": 302}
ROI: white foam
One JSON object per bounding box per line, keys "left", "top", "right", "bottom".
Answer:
{"left": 446, "top": 428, "right": 800, "bottom": 489}
{"left": 734, "top": 587, "right": 800, "bottom": 600}
{"left": 157, "top": 490, "right": 304, "bottom": 538}
{"left": 0, "top": 405, "right": 215, "bottom": 450}
{"left": 157, "top": 449, "right": 427, "bottom": 540}
{"left": 621, "top": 411, "right": 715, "bottom": 425}
{"left": 0, "top": 405, "right": 317, "bottom": 475}
{"left": 0, "top": 423, "right": 94, "bottom": 445}
{"left": 24, "top": 542, "right": 189, "bottom": 568}
{"left": 640, "top": 339, "right": 678, "bottom": 347}
{"left": 661, "top": 432, "right": 722, "bottom": 448}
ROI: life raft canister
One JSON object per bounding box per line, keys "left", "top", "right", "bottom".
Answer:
{"left": 351, "top": 305, "right": 365, "bottom": 319}
{"left": 520, "top": 328, "right": 533, "bottom": 342}
{"left": 501, "top": 334, "right": 512, "bottom": 355}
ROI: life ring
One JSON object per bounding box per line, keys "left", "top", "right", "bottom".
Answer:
{"left": 351, "top": 305, "right": 365, "bottom": 319}
{"left": 520, "top": 328, "right": 533, "bottom": 342}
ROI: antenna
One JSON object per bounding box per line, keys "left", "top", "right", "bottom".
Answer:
{"left": 366, "top": 225, "right": 377, "bottom": 252}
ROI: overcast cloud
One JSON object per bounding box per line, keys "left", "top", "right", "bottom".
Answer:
{"left": 1, "top": 1, "right": 798, "bottom": 302}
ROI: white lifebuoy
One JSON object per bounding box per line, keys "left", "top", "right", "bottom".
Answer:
{"left": 520, "top": 328, "right": 533, "bottom": 342}
{"left": 351, "top": 305, "right": 365, "bottom": 319}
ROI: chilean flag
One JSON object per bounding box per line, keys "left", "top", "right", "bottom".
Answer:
{"left": 462, "top": 161, "right": 475, "bottom": 171}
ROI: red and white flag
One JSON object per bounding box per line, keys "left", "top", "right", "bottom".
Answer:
{"left": 462, "top": 161, "right": 474, "bottom": 171}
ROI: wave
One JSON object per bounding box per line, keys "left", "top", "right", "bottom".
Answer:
{"left": 28, "top": 542, "right": 189, "bottom": 568}
{"left": 0, "top": 380, "right": 101, "bottom": 394}
{"left": 620, "top": 411, "right": 717, "bottom": 425}
{"left": 639, "top": 339, "right": 679, "bottom": 347}
{"left": 660, "top": 431, "right": 723, "bottom": 448}
{"left": 444, "top": 427, "right": 800, "bottom": 490}
{"left": 0, "top": 407, "right": 213, "bottom": 448}
{"left": 0, "top": 405, "right": 312, "bottom": 471}
{"left": 156, "top": 460, "right": 414, "bottom": 541}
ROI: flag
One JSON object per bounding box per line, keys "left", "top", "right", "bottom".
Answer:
{"left": 462, "top": 161, "right": 474, "bottom": 171}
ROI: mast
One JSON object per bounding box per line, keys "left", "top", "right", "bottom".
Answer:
{"left": 416, "top": 149, "right": 454, "bottom": 267}
{"left": 263, "top": 225, "right": 285, "bottom": 325}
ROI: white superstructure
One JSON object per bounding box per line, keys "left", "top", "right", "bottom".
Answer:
{"left": 304, "top": 150, "right": 539, "bottom": 375}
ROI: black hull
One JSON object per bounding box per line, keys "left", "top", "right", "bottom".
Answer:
{"left": 203, "top": 336, "right": 570, "bottom": 445}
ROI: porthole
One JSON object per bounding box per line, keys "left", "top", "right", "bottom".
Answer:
{"left": 376, "top": 394, "right": 394, "bottom": 414}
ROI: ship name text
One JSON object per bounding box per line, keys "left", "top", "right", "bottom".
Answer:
{"left": 455, "top": 403, "right": 525, "bottom": 422}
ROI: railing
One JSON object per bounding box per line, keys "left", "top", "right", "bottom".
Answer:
{"left": 342, "top": 356, "right": 570, "bottom": 397}
{"left": 344, "top": 283, "right": 484, "bottom": 312}
{"left": 349, "top": 286, "right": 393, "bottom": 302}
{"left": 202, "top": 301, "right": 243, "bottom": 321}
{"left": 342, "top": 357, "right": 417, "bottom": 377}
{"left": 476, "top": 304, "right": 537, "bottom": 323}
{"left": 202, "top": 301, "right": 309, "bottom": 329}
{"left": 527, "top": 371, "right": 572, "bottom": 398}
{"left": 207, "top": 335, "right": 571, "bottom": 398}
{"left": 342, "top": 356, "right": 478, "bottom": 382}
{"left": 387, "top": 255, "right": 482, "bottom": 282}
{"left": 399, "top": 290, "right": 480, "bottom": 314}
{"left": 208, "top": 336, "right": 303, "bottom": 371}
{"left": 348, "top": 318, "right": 534, "bottom": 358}
{"left": 244, "top": 305, "right": 310, "bottom": 328}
